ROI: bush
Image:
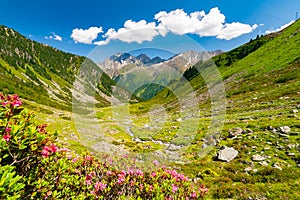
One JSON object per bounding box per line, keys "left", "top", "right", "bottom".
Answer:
{"left": 0, "top": 93, "right": 208, "bottom": 199}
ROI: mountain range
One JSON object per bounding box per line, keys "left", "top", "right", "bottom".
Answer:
{"left": 99, "top": 50, "right": 222, "bottom": 78}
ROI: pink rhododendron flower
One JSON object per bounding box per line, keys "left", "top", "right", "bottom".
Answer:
{"left": 41, "top": 149, "right": 50, "bottom": 158}
{"left": 172, "top": 184, "right": 178, "bottom": 193}
{"left": 153, "top": 160, "right": 159, "bottom": 166}
{"left": 106, "top": 170, "right": 113, "bottom": 176}
{"left": 190, "top": 191, "right": 197, "bottom": 198}
{"left": 3, "top": 134, "right": 11, "bottom": 142}
{"left": 1, "top": 101, "right": 8, "bottom": 107}
{"left": 5, "top": 127, "right": 11, "bottom": 133}
{"left": 49, "top": 143, "right": 58, "bottom": 153}
{"left": 72, "top": 157, "right": 79, "bottom": 163}
{"left": 151, "top": 172, "right": 156, "bottom": 177}
{"left": 94, "top": 181, "right": 107, "bottom": 191}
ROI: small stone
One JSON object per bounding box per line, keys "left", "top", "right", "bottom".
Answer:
{"left": 217, "top": 147, "right": 239, "bottom": 162}
{"left": 244, "top": 167, "right": 252, "bottom": 172}
{"left": 264, "top": 147, "right": 270, "bottom": 150}
{"left": 287, "top": 144, "right": 296, "bottom": 149}
{"left": 278, "top": 133, "right": 289, "bottom": 138}
{"left": 290, "top": 109, "right": 298, "bottom": 113}
{"left": 252, "top": 154, "right": 266, "bottom": 161}
{"left": 168, "top": 144, "right": 182, "bottom": 151}
{"left": 228, "top": 127, "right": 244, "bottom": 138}
{"left": 265, "top": 156, "right": 272, "bottom": 159}
{"left": 176, "top": 118, "right": 182, "bottom": 122}
{"left": 266, "top": 142, "right": 272, "bottom": 145}
{"left": 296, "top": 105, "right": 300, "bottom": 109}
{"left": 279, "top": 126, "right": 290, "bottom": 134}
{"left": 287, "top": 152, "right": 295, "bottom": 156}
{"left": 259, "top": 161, "right": 268, "bottom": 166}
{"left": 272, "top": 163, "right": 282, "bottom": 170}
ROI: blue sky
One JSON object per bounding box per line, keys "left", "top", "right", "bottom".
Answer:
{"left": 0, "top": 0, "right": 299, "bottom": 62}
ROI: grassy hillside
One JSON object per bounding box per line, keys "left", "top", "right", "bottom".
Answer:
{"left": 0, "top": 25, "right": 114, "bottom": 110}
{"left": 109, "top": 20, "right": 300, "bottom": 199}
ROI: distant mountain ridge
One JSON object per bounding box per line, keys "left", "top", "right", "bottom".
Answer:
{"left": 99, "top": 50, "right": 222, "bottom": 78}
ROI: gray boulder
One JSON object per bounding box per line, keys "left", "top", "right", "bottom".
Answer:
{"left": 218, "top": 147, "right": 238, "bottom": 162}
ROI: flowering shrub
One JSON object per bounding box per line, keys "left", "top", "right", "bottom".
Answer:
{"left": 0, "top": 93, "right": 208, "bottom": 199}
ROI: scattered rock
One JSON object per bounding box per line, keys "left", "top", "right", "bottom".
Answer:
{"left": 228, "top": 127, "right": 244, "bottom": 138}
{"left": 290, "top": 109, "right": 298, "bottom": 114}
{"left": 259, "top": 161, "right": 268, "bottom": 166}
{"left": 279, "top": 126, "right": 290, "bottom": 134}
{"left": 265, "top": 156, "right": 272, "bottom": 159}
{"left": 278, "top": 133, "right": 289, "bottom": 138}
{"left": 246, "top": 128, "right": 253, "bottom": 134}
{"left": 167, "top": 144, "right": 182, "bottom": 151}
{"left": 176, "top": 118, "right": 182, "bottom": 122}
{"left": 217, "top": 147, "right": 238, "bottom": 162}
{"left": 297, "top": 105, "right": 300, "bottom": 109}
{"left": 244, "top": 167, "right": 252, "bottom": 172}
{"left": 272, "top": 163, "right": 282, "bottom": 170}
{"left": 287, "top": 152, "right": 295, "bottom": 156}
{"left": 287, "top": 144, "right": 296, "bottom": 149}
{"left": 252, "top": 154, "right": 266, "bottom": 161}
{"left": 266, "top": 142, "right": 272, "bottom": 145}
{"left": 144, "top": 124, "right": 150, "bottom": 129}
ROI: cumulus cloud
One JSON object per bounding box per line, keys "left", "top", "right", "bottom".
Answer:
{"left": 94, "top": 20, "right": 159, "bottom": 45}
{"left": 155, "top": 7, "right": 257, "bottom": 40}
{"left": 71, "top": 27, "right": 103, "bottom": 44}
{"left": 45, "top": 32, "right": 63, "bottom": 41}
{"left": 265, "top": 20, "right": 295, "bottom": 34}
{"left": 217, "top": 23, "right": 258, "bottom": 40}
{"left": 72, "top": 7, "right": 257, "bottom": 46}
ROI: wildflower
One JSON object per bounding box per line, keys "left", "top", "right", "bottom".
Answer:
{"left": 130, "top": 180, "right": 135, "bottom": 187}
{"left": 41, "top": 149, "right": 50, "bottom": 158}
{"left": 106, "top": 170, "right": 113, "bottom": 176}
{"left": 172, "top": 184, "right": 178, "bottom": 193}
{"left": 3, "top": 134, "right": 11, "bottom": 142}
{"left": 151, "top": 172, "right": 156, "bottom": 177}
{"left": 49, "top": 143, "right": 58, "bottom": 153}
{"left": 135, "top": 169, "right": 143, "bottom": 177}
{"left": 72, "top": 157, "right": 79, "bottom": 163}
{"left": 190, "top": 191, "right": 197, "bottom": 199}
{"left": 149, "top": 185, "right": 153, "bottom": 191}
{"left": 199, "top": 184, "right": 208, "bottom": 197}
{"left": 1, "top": 101, "right": 8, "bottom": 107}
{"left": 139, "top": 184, "right": 144, "bottom": 190}
{"left": 5, "top": 127, "right": 11, "bottom": 133}
{"left": 94, "top": 181, "right": 107, "bottom": 191}
{"left": 85, "top": 173, "right": 93, "bottom": 185}
{"left": 119, "top": 170, "right": 126, "bottom": 176}
{"left": 117, "top": 176, "right": 125, "bottom": 184}
{"left": 153, "top": 160, "right": 159, "bottom": 166}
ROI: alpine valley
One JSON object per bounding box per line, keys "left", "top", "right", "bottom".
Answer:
{"left": 0, "top": 19, "right": 299, "bottom": 199}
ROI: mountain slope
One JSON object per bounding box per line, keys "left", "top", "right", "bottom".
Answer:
{"left": 124, "top": 19, "right": 300, "bottom": 199}
{"left": 0, "top": 25, "right": 115, "bottom": 110}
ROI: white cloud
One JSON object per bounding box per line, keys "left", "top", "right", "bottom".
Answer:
{"left": 217, "top": 23, "right": 258, "bottom": 40}
{"left": 45, "top": 32, "right": 63, "bottom": 41}
{"left": 73, "top": 7, "right": 257, "bottom": 46}
{"left": 94, "top": 20, "right": 159, "bottom": 45}
{"left": 71, "top": 27, "right": 103, "bottom": 44}
{"left": 155, "top": 7, "right": 257, "bottom": 40}
{"left": 154, "top": 9, "right": 205, "bottom": 35}
{"left": 265, "top": 20, "right": 295, "bottom": 34}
